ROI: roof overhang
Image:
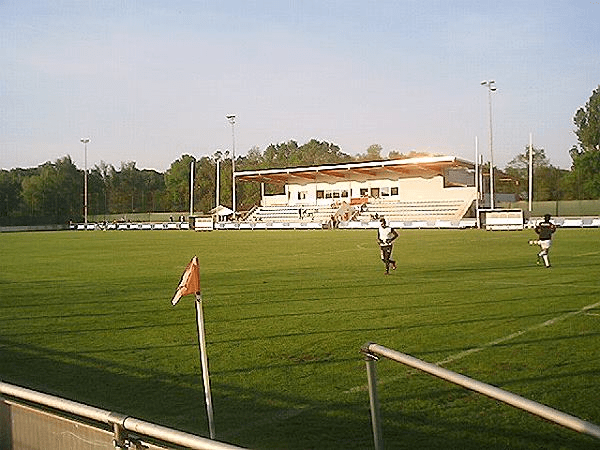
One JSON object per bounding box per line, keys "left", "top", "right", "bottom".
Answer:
{"left": 235, "top": 156, "right": 474, "bottom": 185}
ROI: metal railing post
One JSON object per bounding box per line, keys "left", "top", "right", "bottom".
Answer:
{"left": 361, "top": 342, "right": 600, "bottom": 442}
{"left": 362, "top": 344, "right": 384, "bottom": 450}
{"left": 108, "top": 412, "right": 128, "bottom": 449}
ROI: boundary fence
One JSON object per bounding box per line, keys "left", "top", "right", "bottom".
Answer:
{"left": 360, "top": 342, "right": 600, "bottom": 450}
{"left": 62, "top": 216, "right": 600, "bottom": 232}
{"left": 0, "top": 381, "right": 245, "bottom": 450}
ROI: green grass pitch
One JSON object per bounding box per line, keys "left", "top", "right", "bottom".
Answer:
{"left": 1, "top": 228, "right": 599, "bottom": 449}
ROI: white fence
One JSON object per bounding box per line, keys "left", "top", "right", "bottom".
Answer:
{"left": 0, "top": 381, "right": 245, "bottom": 450}
{"left": 64, "top": 216, "right": 600, "bottom": 232}
{"left": 360, "top": 342, "right": 600, "bottom": 450}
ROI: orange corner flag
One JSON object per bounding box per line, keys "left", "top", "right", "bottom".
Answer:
{"left": 171, "top": 256, "right": 200, "bottom": 306}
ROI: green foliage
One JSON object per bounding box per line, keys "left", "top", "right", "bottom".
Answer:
{"left": 256, "top": 139, "right": 352, "bottom": 169}
{"left": 573, "top": 85, "right": 600, "bottom": 153}
{"left": 565, "top": 149, "right": 600, "bottom": 199}
{"left": 567, "top": 86, "right": 600, "bottom": 198}
{"left": 100, "top": 161, "right": 166, "bottom": 215}
{"left": 502, "top": 147, "right": 570, "bottom": 201}
{"left": 19, "top": 156, "right": 82, "bottom": 222}
{"left": 0, "top": 170, "right": 21, "bottom": 218}
{"left": 356, "top": 143, "right": 383, "bottom": 161}
{"left": 164, "top": 155, "right": 196, "bottom": 211}
{"left": 1, "top": 229, "right": 599, "bottom": 449}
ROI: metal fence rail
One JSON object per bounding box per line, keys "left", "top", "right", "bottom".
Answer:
{"left": 361, "top": 342, "right": 600, "bottom": 450}
{"left": 0, "top": 381, "right": 246, "bottom": 450}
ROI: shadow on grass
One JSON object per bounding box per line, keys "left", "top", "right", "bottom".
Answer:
{"left": 1, "top": 338, "right": 599, "bottom": 449}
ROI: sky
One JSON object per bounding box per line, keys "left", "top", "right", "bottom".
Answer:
{"left": 2, "top": 0, "right": 599, "bottom": 172}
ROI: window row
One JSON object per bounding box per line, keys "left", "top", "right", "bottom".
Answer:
{"left": 298, "top": 187, "right": 400, "bottom": 200}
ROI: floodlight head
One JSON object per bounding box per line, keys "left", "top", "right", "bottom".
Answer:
{"left": 80, "top": 138, "right": 90, "bottom": 144}
{"left": 226, "top": 114, "right": 236, "bottom": 124}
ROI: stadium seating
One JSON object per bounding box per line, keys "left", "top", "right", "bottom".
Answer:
{"left": 243, "top": 205, "right": 338, "bottom": 225}
{"left": 353, "top": 199, "right": 471, "bottom": 223}
{"left": 242, "top": 197, "right": 474, "bottom": 228}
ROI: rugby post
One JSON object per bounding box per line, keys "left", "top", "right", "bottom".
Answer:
{"left": 171, "top": 256, "right": 216, "bottom": 439}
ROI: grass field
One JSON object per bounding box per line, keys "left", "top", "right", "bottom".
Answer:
{"left": 1, "top": 228, "right": 599, "bottom": 449}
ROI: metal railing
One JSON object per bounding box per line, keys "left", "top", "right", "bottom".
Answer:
{"left": 0, "top": 381, "right": 246, "bottom": 450}
{"left": 360, "top": 342, "right": 600, "bottom": 450}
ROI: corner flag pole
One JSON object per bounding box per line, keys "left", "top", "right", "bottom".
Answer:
{"left": 195, "top": 292, "right": 216, "bottom": 439}
{"left": 171, "top": 256, "right": 215, "bottom": 439}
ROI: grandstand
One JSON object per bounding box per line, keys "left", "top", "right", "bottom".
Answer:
{"left": 237, "top": 156, "right": 478, "bottom": 228}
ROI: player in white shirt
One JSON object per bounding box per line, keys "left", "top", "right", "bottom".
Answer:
{"left": 377, "top": 217, "right": 399, "bottom": 274}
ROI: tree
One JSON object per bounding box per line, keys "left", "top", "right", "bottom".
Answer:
{"left": 567, "top": 86, "right": 600, "bottom": 198}
{"left": 504, "top": 146, "right": 552, "bottom": 200}
{"left": 53, "top": 156, "right": 83, "bottom": 220}
{"left": 164, "top": 155, "right": 196, "bottom": 211}
{"left": 565, "top": 150, "right": 600, "bottom": 199}
{"left": 89, "top": 162, "right": 113, "bottom": 216}
{"left": 298, "top": 139, "right": 352, "bottom": 165}
{"left": 356, "top": 144, "right": 383, "bottom": 161}
{"left": 573, "top": 85, "right": 600, "bottom": 153}
{"left": 194, "top": 155, "right": 218, "bottom": 213}
{"left": 0, "top": 170, "right": 22, "bottom": 222}
{"left": 259, "top": 139, "right": 351, "bottom": 169}
{"left": 19, "top": 156, "right": 82, "bottom": 223}
{"left": 262, "top": 140, "right": 301, "bottom": 168}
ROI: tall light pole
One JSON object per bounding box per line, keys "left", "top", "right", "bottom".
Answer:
{"left": 80, "top": 138, "right": 90, "bottom": 226}
{"left": 528, "top": 133, "right": 533, "bottom": 213}
{"left": 226, "top": 115, "right": 236, "bottom": 215}
{"left": 214, "top": 150, "right": 223, "bottom": 208}
{"left": 189, "top": 159, "right": 195, "bottom": 219}
{"left": 481, "top": 80, "right": 496, "bottom": 209}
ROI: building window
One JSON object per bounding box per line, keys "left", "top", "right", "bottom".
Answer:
{"left": 317, "top": 190, "right": 324, "bottom": 199}
{"left": 391, "top": 187, "right": 398, "bottom": 196}
{"left": 360, "top": 188, "right": 368, "bottom": 196}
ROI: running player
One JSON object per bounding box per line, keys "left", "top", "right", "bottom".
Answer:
{"left": 529, "top": 214, "right": 557, "bottom": 268}
{"left": 377, "top": 217, "right": 398, "bottom": 274}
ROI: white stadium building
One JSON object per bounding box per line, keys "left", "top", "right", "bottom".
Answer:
{"left": 228, "top": 155, "right": 479, "bottom": 230}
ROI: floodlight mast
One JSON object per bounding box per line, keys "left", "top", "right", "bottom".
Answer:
{"left": 226, "top": 115, "right": 236, "bottom": 215}
{"left": 80, "top": 138, "right": 90, "bottom": 226}
{"left": 214, "top": 150, "right": 223, "bottom": 208}
{"left": 481, "top": 80, "right": 496, "bottom": 209}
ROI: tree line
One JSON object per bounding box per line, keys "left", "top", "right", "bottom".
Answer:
{"left": 1, "top": 86, "right": 598, "bottom": 226}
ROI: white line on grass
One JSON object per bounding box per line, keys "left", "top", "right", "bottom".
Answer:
{"left": 435, "top": 301, "right": 600, "bottom": 365}
{"left": 346, "top": 299, "right": 600, "bottom": 393}
{"left": 228, "top": 302, "right": 600, "bottom": 434}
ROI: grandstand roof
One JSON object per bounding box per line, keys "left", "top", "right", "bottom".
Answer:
{"left": 235, "top": 155, "right": 474, "bottom": 185}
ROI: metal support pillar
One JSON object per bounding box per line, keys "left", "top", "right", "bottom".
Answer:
{"left": 362, "top": 344, "right": 384, "bottom": 450}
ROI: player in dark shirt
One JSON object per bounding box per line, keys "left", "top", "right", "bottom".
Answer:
{"left": 529, "top": 214, "right": 557, "bottom": 268}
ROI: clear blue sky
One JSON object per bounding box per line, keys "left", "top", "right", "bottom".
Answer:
{"left": 2, "top": 0, "right": 599, "bottom": 171}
